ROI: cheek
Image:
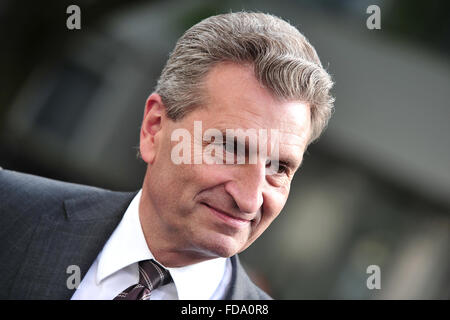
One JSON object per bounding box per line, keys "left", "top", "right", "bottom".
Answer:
{"left": 191, "top": 163, "right": 237, "bottom": 188}
{"left": 259, "top": 187, "right": 290, "bottom": 226}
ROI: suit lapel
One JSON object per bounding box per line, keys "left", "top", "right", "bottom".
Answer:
{"left": 226, "top": 255, "right": 249, "bottom": 299}
{"left": 9, "top": 190, "right": 136, "bottom": 299}
{"left": 225, "top": 254, "right": 272, "bottom": 299}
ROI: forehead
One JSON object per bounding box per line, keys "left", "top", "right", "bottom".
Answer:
{"left": 199, "top": 62, "right": 311, "bottom": 146}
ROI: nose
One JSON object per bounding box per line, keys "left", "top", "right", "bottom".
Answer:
{"left": 224, "top": 160, "right": 265, "bottom": 214}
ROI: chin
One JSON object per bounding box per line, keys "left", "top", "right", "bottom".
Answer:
{"left": 195, "top": 233, "right": 245, "bottom": 259}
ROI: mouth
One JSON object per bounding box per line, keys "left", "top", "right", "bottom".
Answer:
{"left": 201, "top": 202, "right": 252, "bottom": 229}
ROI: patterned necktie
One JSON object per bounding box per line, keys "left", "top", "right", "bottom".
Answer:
{"left": 114, "top": 259, "right": 172, "bottom": 300}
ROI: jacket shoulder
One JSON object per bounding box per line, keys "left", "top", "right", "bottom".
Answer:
{"left": 0, "top": 169, "right": 117, "bottom": 225}
{"left": 1, "top": 168, "right": 109, "bottom": 199}
{"left": 0, "top": 169, "right": 137, "bottom": 299}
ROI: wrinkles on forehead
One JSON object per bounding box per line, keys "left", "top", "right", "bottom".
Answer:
{"left": 182, "top": 62, "right": 311, "bottom": 167}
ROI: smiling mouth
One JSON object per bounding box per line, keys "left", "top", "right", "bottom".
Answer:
{"left": 201, "top": 203, "right": 251, "bottom": 229}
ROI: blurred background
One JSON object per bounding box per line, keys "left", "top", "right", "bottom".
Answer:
{"left": 0, "top": 0, "right": 448, "bottom": 299}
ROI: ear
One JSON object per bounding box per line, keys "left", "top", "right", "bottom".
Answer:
{"left": 140, "top": 93, "right": 165, "bottom": 164}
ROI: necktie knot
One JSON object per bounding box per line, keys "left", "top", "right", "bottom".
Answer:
{"left": 138, "top": 259, "right": 172, "bottom": 291}
{"left": 114, "top": 259, "right": 172, "bottom": 300}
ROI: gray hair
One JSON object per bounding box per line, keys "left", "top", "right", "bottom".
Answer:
{"left": 155, "top": 11, "right": 334, "bottom": 144}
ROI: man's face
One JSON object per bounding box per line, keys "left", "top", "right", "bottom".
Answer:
{"left": 141, "top": 62, "right": 311, "bottom": 262}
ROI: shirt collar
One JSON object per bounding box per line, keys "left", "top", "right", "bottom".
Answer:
{"left": 166, "top": 256, "right": 227, "bottom": 300}
{"left": 97, "top": 190, "right": 152, "bottom": 283}
{"left": 96, "top": 189, "right": 227, "bottom": 299}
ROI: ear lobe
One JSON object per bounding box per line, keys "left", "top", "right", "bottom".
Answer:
{"left": 140, "top": 93, "right": 165, "bottom": 164}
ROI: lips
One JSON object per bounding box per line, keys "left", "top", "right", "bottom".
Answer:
{"left": 202, "top": 202, "right": 252, "bottom": 228}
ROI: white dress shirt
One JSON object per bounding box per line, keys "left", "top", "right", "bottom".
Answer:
{"left": 71, "top": 190, "right": 232, "bottom": 300}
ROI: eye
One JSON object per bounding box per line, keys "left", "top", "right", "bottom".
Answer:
{"left": 223, "top": 141, "right": 235, "bottom": 153}
{"left": 265, "top": 160, "right": 289, "bottom": 175}
{"left": 276, "top": 164, "right": 288, "bottom": 174}
{"left": 224, "top": 139, "right": 244, "bottom": 156}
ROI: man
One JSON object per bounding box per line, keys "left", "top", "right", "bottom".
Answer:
{"left": 0, "top": 12, "right": 334, "bottom": 299}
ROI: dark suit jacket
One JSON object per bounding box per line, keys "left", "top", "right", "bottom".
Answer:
{"left": 0, "top": 169, "right": 271, "bottom": 300}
